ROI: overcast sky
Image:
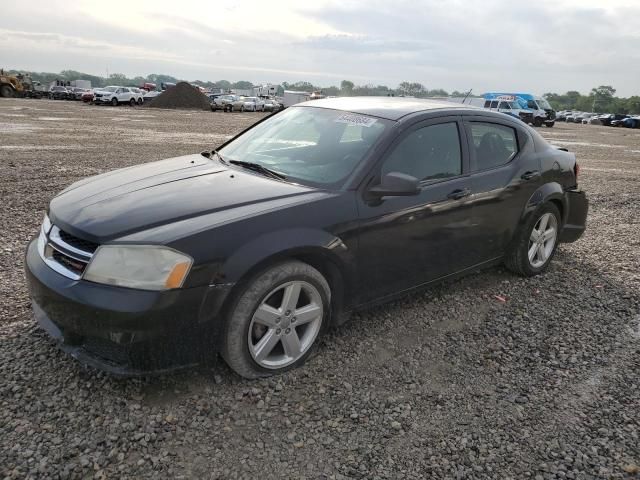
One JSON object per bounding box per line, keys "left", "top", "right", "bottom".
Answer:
{"left": 2, "top": 0, "right": 640, "bottom": 96}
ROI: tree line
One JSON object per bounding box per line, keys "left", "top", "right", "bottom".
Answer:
{"left": 543, "top": 86, "right": 640, "bottom": 114}
{"left": 9, "top": 69, "right": 640, "bottom": 114}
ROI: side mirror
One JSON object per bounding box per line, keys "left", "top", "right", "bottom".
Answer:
{"left": 368, "top": 172, "right": 420, "bottom": 197}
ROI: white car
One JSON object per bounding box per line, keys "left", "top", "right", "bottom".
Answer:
{"left": 94, "top": 86, "right": 144, "bottom": 106}
{"left": 240, "top": 96, "right": 266, "bottom": 112}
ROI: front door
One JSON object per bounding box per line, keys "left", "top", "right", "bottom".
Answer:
{"left": 356, "top": 118, "right": 475, "bottom": 304}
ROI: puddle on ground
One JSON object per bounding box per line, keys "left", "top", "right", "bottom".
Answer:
{"left": 549, "top": 140, "right": 623, "bottom": 148}
{"left": 0, "top": 122, "right": 42, "bottom": 133}
{"left": 36, "top": 117, "right": 77, "bottom": 121}
{"left": 0, "top": 145, "right": 90, "bottom": 151}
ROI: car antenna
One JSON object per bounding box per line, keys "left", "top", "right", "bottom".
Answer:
{"left": 462, "top": 89, "right": 473, "bottom": 104}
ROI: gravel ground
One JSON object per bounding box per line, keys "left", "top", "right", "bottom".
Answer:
{"left": 1, "top": 98, "right": 638, "bottom": 479}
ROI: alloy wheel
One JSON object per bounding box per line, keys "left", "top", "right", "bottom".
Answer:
{"left": 248, "top": 280, "right": 323, "bottom": 369}
{"left": 528, "top": 212, "right": 558, "bottom": 268}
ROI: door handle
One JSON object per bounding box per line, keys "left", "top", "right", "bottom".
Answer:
{"left": 447, "top": 188, "right": 471, "bottom": 200}
{"left": 521, "top": 170, "right": 540, "bottom": 181}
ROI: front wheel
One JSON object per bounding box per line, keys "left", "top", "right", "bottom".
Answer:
{"left": 137, "top": 98, "right": 143, "bottom": 105}
{"left": 533, "top": 117, "right": 543, "bottom": 127}
{"left": 545, "top": 121, "right": 555, "bottom": 128}
{"left": 111, "top": 98, "right": 118, "bottom": 106}
{"left": 504, "top": 203, "right": 561, "bottom": 276}
{"left": 221, "top": 261, "right": 330, "bottom": 379}
{"left": 0, "top": 85, "right": 14, "bottom": 98}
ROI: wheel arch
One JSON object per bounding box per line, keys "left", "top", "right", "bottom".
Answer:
{"left": 218, "top": 230, "right": 356, "bottom": 328}
{"left": 520, "top": 182, "right": 567, "bottom": 226}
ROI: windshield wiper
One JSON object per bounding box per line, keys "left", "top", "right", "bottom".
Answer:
{"left": 229, "top": 160, "right": 286, "bottom": 180}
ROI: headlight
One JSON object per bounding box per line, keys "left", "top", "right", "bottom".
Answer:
{"left": 42, "top": 214, "right": 52, "bottom": 235}
{"left": 83, "top": 245, "right": 193, "bottom": 290}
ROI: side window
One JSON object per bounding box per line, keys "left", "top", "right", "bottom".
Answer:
{"left": 484, "top": 101, "right": 491, "bottom": 108}
{"left": 382, "top": 122, "right": 462, "bottom": 182}
{"left": 469, "top": 122, "right": 518, "bottom": 171}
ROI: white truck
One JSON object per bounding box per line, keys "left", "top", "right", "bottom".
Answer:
{"left": 254, "top": 84, "right": 278, "bottom": 97}
{"left": 283, "top": 90, "right": 310, "bottom": 108}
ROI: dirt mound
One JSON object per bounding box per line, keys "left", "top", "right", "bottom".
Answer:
{"left": 146, "top": 82, "right": 211, "bottom": 110}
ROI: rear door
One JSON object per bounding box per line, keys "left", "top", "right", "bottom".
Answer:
{"left": 464, "top": 116, "right": 542, "bottom": 260}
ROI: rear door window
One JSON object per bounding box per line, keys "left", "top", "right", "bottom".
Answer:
{"left": 468, "top": 122, "right": 518, "bottom": 171}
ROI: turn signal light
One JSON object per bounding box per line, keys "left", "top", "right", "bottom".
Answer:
{"left": 165, "top": 262, "right": 191, "bottom": 289}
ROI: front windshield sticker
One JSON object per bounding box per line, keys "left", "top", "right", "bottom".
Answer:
{"left": 335, "top": 113, "right": 378, "bottom": 127}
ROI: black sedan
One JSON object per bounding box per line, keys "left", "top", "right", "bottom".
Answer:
{"left": 25, "top": 97, "right": 588, "bottom": 378}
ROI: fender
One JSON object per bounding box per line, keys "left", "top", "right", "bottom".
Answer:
{"left": 519, "top": 182, "right": 567, "bottom": 225}
{"left": 221, "top": 227, "right": 356, "bottom": 292}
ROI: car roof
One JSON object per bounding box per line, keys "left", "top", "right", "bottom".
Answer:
{"left": 294, "top": 96, "right": 470, "bottom": 121}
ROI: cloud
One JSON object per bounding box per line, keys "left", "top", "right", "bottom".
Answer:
{"left": 1, "top": 0, "right": 639, "bottom": 95}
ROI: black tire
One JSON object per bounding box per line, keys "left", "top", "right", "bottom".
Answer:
{"left": 111, "top": 97, "right": 118, "bottom": 107}
{"left": 221, "top": 260, "right": 331, "bottom": 379}
{"left": 0, "top": 85, "right": 13, "bottom": 98}
{"left": 129, "top": 98, "right": 136, "bottom": 107}
{"left": 545, "top": 121, "right": 555, "bottom": 128}
{"left": 504, "top": 203, "right": 562, "bottom": 277}
{"left": 240, "top": 105, "right": 245, "bottom": 112}
{"left": 137, "top": 98, "right": 143, "bottom": 105}
{"left": 533, "top": 117, "right": 543, "bottom": 127}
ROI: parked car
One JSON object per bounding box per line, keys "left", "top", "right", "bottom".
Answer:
{"left": 599, "top": 114, "right": 628, "bottom": 126}
{"left": 94, "top": 86, "right": 144, "bottom": 106}
{"left": 211, "top": 94, "right": 237, "bottom": 112}
{"left": 80, "top": 90, "right": 95, "bottom": 102}
{"left": 621, "top": 116, "right": 640, "bottom": 128}
{"left": 143, "top": 90, "right": 162, "bottom": 102}
{"left": 25, "top": 97, "right": 588, "bottom": 378}
{"left": 263, "top": 99, "right": 282, "bottom": 112}
{"left": 48, "top": 86, "right": 69, "bottom": 100}
{"left": 237, "top": 96, "right": 265, "bottom": 112}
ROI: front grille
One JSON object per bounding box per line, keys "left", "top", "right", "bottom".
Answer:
{"left": 59, "top": 229, "right": 99, "bottom": 253}
{"left": 40, "top": 224, "right": 99, "bottom": 280}
{"left": 51, "top": 250, "right": 87, "bottom": 275}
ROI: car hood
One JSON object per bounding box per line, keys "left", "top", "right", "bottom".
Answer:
{"left": 49, "top": 154, "right": 319, "bottom": 242}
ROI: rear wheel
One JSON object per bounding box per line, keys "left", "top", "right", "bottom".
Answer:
{"left": 533, "top": 117, "right": 543, "bottom": 127}
{"left": 137, "top": 98, "right": 143, "bottom": 105}
{"left": 129, "top": 98, "right": 136, "bottom": 106}
{"left": 505, "top": 203, "right": 561, "bottom": 276}
{"left": 221, "top": 261, "right": 330, "bottom": 379}
{"left": 111, "top": 97, "right": 118, "bottom": 106}
{"left": 545, "top": 121, "right": 555, "bottom": 128}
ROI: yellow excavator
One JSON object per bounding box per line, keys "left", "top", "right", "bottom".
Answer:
{"left": 0, "top": 69, "right": 26, "bottom": 97}
{"left": 0, "top": 69, "right": 46, "bottom": 98}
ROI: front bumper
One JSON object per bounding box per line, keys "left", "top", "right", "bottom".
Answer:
{"left": 559, "top": 189, "right": 588, "bottom": 243}
{"left": 25, "top": 238, "right": 232, "bottom": 375}
{"left": 93, "top": 97, "right": 113, "bottom": 104}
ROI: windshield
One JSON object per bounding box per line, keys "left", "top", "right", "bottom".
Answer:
{"left": 526, "top": 100, "right": 539, "bottom": 109}
{"left": 220, "top": 107, "right": 390, "bottom": 187}
{"left": 103, "top": 86, "right": 118, "bottom": 92}
{"left": 538, "top": 98, "right": 552, "bottom": 110}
